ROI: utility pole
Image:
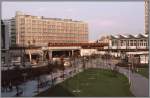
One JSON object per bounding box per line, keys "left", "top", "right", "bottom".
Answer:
{"left": 128, "top": 63, "right": 131, "bottom": 86}
{"left": 145, "top": 0, "right": 149, "bottom": 35}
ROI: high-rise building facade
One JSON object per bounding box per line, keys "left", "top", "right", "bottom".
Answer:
{"left": 4, "top": 19, "right": 16, "bottom": 48}
{"left": 10, "top": 18, "right": 16, "bottom": 46}
{"left": 145, "top": 0, "right": 149, "bottom": 35}
{"left": 1, "top": 19, "right": 13, "bottom": 49}
{"left": 2, "top": 19, "right": 16, "bottom": 48}
{"left": 15, "top": 11, "right": 88, "bottom": 46}
{"left": 1, "top": 20, "right": 5, "bottom": 49}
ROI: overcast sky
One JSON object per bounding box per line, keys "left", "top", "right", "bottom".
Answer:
{"left": 2, "top": 1, "right": 144, "bottom": 40}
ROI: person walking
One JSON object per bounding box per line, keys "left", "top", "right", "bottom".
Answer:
{"left": 9, "top": 81, "right": 13, "bottom": 91}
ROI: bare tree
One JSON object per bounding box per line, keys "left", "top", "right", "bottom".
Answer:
{"left": 60, "top": 56, "right": 65, "bottom": 80}
{"left": 82, "top": 56, "right": 86, "bottom": 70}
{"left": 47, "top": 61, "right": 55, "bottom": 87}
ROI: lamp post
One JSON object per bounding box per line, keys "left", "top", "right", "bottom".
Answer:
{"left": 89, "top": 46, "right": 92, "bottom": 68}
{"left": 128, "top": 63, "right": 131, "bottom": 85}
{"left": 28, "top": 40, "right": 32, "bottom": 63}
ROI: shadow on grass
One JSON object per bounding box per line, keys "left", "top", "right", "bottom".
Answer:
{"left": 36, "top": 84, "right": 75, "bottom": 97}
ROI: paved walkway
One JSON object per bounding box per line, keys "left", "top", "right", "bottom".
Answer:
{"left": 118, "top": 67, "right": 149, "bottom": 97}
{"left": 91, "top": 58, "right": 149, "bottom": 97}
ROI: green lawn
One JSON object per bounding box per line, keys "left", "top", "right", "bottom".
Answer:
{"left": 36, "top": 68, "right": 133, "bottom": 97}
{"left": 137, "top": 68, "right": 149, "bottom": 78}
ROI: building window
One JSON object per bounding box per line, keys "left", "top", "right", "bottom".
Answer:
{"left": 134, "top": 40, "right": 137, "bottom": 46}
{"left": 140, "top": 40, "right": 143, "bottom": 46}
{"left": 130, "top": 40, "right": 133, "bottom": 46}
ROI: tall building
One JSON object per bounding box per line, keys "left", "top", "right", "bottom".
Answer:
{"left": 1, "top": 20, "right": 5, "bottom": 49}
{"left": 1, "top": 20, "right": 12, "bottom": 49}
{"left": 3, "top": 19, "right": 12, "bottom": 49}
{"left": 14, "top": 11, "right": 88, "bottom": 46}
{"left": 10, "top": 18, "right": 16, "bottom": 46}
{"left": 2, "top": 19, "right": 16, "bottom": 48}
{"left": 145, "top": 0, "right": 149, "bottom": 35}
{"left": 1, "top": 20, "right": 11, "bottom": 65}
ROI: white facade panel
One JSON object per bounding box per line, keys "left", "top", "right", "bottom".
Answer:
{"left": 80, "top": 49, "right": 97, "bottom": 56}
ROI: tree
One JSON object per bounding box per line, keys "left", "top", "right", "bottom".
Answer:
{"left": 60, "top": 56, "right": 65, "bottom": 80}
{"left": 47, "top": 61, "right": 55, "bottom": 87}
{"left": 82, "top": 56, "right": 86, "bottom": 70}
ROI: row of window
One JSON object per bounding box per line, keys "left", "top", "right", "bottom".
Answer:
{"left": 18, "top": 27, "right": 87, "bottom": 31}
{"left": 112, "top": 39, "right": 148, "bottom": 46}
{"left": 19, "top": 23, "right": 87, "bottom": 28}
{"left": 18, "top": 27, "right": 87, "bottom": 32}
{"left": 21, "top": 39, "right": 87, "bottom": 44}
{"left": 19, "top": 30, "right": 88, "bottom": 34}
{"left": 22, "top": 36, "right": 88, "bottom": 40}
{"left": 24, "top": 31, "right": 88, "bottom": 33}
{"left": 19, "top": 18, "right": 87, "bottom": 27}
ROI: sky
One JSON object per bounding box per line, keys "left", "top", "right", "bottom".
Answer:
{"left": 2, "top": 1, "right": 144, "bottom": 41}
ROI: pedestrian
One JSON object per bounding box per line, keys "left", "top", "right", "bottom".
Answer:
{"left": 9, "top": 81, "right": 13, "bottom": 91}
{"left": 15, "top": 85, "right": 19, "bottom": 96}
{"left": 3, "top": 82, "right": 7, "bottom": 92}
{"left": 5, "top": 81, "right": 9, "bottom": 92}
{"left": 131, "top": 67, "right": 134, "bottom": 73}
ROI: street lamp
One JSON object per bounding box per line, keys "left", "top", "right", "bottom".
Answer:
{"left": 128, "top": 63, "right": 131, "bottom": 85}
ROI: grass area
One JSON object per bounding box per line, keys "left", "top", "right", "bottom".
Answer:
{"left": 36, "top": 68, "right": 133, "bottom": 97}
{"left": 137, "top": 67, "right": 149, "bottom": 78}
